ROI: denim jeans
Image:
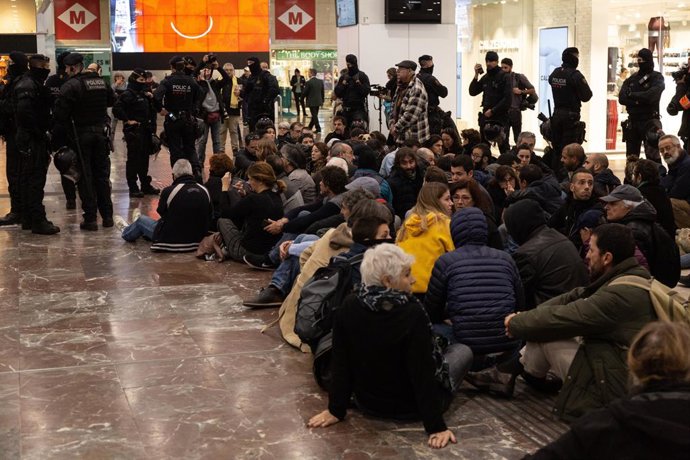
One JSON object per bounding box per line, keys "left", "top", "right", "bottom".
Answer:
{"left": 196, "top": 119, "right": 224, "bottom": 173}
{"left": 269, "top": 234, "right": 319, "bottom": 294}
{"left": 122, "top": 216, "right": 157, "bottom": 242}
{"left": 682, "top": 253, "right": 690, "bottom": 269}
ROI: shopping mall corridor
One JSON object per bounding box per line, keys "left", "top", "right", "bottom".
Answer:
{"left": 0, "top": 128, "right": 569, "bottom": 459}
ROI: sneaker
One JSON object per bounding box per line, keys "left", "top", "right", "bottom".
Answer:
{"left": 0, "top": 212, "right": 21, "bottom": 226}
{"left": 679, "top": 275, "right": 690, "bottom": 287}
{"left": 465, "top": 366, "right": 518, "bottom": 398}
{"left": 79, "top": 220, "right": 98, "bottom": 231}
{"left": 102, "top": 217, "right": 114, "bottom": 228}
{"left": 65, "top": 199, "right": 77, "bottom": 210}
{"left": 243, "top": 254, "right": 277, "bottom": 271}
{"left": 243, "top": 286, "right": 285, "bottom": 308}
{"left": 113, "top": 215, "right": 129, "bottom": 232}
{"left": 32, "top": 220, "right": 60, "bottom": 235}
{"left": 129, "top": 190, "right": 144, "bottom": 198}
{"left": 131, "top": 209, "right": 141, "bottom": 222}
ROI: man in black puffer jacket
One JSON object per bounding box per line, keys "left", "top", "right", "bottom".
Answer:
{"left": 601, "top": 184, "right": 680, "bottom": 287}
{"left": 504, "top": 199, "right": 589, "bottom": 310}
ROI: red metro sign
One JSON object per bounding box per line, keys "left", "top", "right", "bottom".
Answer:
{"left": 55, "top": 0, "right": 101, "bottom": 40}
{"left": 275, "top": 0, "right": 316, "bottom": 40}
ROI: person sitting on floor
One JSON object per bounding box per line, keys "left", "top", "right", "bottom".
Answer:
{"left": 308, "top": 243, "right": 468, "bottom": 450}
{"left": 114, "top": 159, "right": 213, "bottom": 252}
{"left": 525, "top": 321, "right": 690, "bottom": 459}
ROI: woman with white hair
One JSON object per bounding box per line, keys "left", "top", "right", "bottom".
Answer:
{"left": 308, "top": 243, "right": 471, "bottom": 449}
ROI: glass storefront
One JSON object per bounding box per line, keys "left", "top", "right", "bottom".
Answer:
{"left": 271, "top": 49, "right": 337, "bottom": 113}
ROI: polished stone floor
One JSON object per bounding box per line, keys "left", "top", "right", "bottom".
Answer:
{"left": 0, "top": 124, "right": 573, "bottom": 459}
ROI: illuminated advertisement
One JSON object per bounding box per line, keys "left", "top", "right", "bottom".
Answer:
{"left": 538, "top": 27, "right": 569, "bottom": 115}
{"left": 110, "top": 0, "right": 269, "bottom": 53}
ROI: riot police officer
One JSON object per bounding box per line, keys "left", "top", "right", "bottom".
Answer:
{"left": 0, "top": 51, "right": 29, "bottom": 226}
{"left": 153, "top": 56, "right": 201, "bottom": 178}
{"left": 548, "top": 47, "right": 593, "bottom": 171}
{"left": 469, "top": 51, "right": 511, "bottom": 153}
{"left": 10, "top": 54, "right": 59, "bottom": 234}
{"left": 334, "top": 54, "right": 371, "bottom": 128}
{"left": 417, "top": 54, "right": 449, "bottom": 135}
{"left": 113, "top": 68, "right": 160, "bottom": 198}
{"left": 619, "top": 48, "right": 665, "bottom": 162}
{"left": 53, "top": 53, "right": 115, "bottom": 231}
{"left": 242, "top": 56, "right": 279, "bottom": 132}
{"left": 45, "top": 50, "right": 78, "bottom": 210}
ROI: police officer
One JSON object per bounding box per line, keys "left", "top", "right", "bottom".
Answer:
{"left": 667, "top": 62, "right": 690, "bottom": 152}
{"left": 10, "top": 54, "right": 59, "bottom": 234}
{"left": 113, "top": 68, "right": 160, "bottom": 198}
{"left": 0, "top": 51, "right": 29, "bottom": 226}
{"left": 469, "top": 51, "right": 511, "bottom": 153}
{"left": 417, "top": 54, "right": 449, "bottom": 135}
{"left": 154, "top": 56, "right": 202, "bottom": 178}
{"left": 45, "top": 50, "right": 78, "bottom": 210}
{"left": 619, "top": 48, "right": 665, "bottom": 162}
{"left": 53, "top": 53, "right": 115, "bottom": 231}
{"left": 548, "top": 47, "right": 593, "bottom": 171}
{"left": 242, "top": 57, "right": 279, "bottom": 132}
{"left": 334, "top": 54, "right": 371, "bottom": 129}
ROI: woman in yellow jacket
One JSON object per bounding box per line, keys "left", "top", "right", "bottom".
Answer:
{"left": 396, "top": 182, "right": 454, "bottom": 297}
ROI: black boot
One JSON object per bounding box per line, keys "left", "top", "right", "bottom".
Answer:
{"left": 32, "top": 220, "right": 60, "bottom": 235}
{"left": 243, "top": 285, "right": 285, "bottom": 308}
{"left": 0, "top": 212, "right": 21, "bottom": 226}
{"left": 65, "top": 199, "right": 77, "bottom": 210}
{"left": 80, "top": 220, "right": 98, "bottom": 231}
{"left": 141, "top": 176, "right": 160, "bottom": 195}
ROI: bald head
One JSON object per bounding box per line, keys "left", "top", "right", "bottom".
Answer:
{"left": 584, "top": 153, "right": 608, "bottom": 174}
{"left": 561, "top": 143, "right": 586, "bottom": 172}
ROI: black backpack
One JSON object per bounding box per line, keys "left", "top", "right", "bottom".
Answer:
{"left": 294, "top": 252, "right": 363, "bottom": 353}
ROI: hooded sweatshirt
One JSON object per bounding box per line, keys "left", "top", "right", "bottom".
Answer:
{"left": 396, "top": 212, "right": 454, "bottom": 293}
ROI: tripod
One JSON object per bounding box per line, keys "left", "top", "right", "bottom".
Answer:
{"left": 372, "top": 95, "right": 384, "bottom": 132}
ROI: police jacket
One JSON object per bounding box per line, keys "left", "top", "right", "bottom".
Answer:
{"left": 667, "top": 80, "right": 690, "bottom": 138}
{"left": 153, "top": 71, "right": 201, "bottom": 114}
{"left": 45, "top": 71, "right": 67, "bottom": 104}
{"left": 618, "top": 70, "right": 665, "bottom": 119}
{"left": 113, "top": 87, "right": 154, "bottom": 125}
{"left": 243, "top": 69, "right": 279, "bottom": 111}
{"left": 54, "top": 71, "right": 114, "bottom": 128}
{"left": 417, "top": 68, "right": 448, "bottom": 109}
{"left": 468, "top": 66, "right": 511, "bottom": 117}
{"left": 12, "top": 71, "right": 52, "bottom": 134}
{"left": 548, "top": 65, "right": 592, "bottom": 112}
{"left": 334, "top": 69, "right": 371, "bottom": 110}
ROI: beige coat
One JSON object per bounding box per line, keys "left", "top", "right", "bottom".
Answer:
{"left": 275, "top": 223, "right": 354, "bottom": 351}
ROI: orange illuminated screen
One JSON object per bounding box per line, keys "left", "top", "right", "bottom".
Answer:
{"left": 112, "top": 0, "right": 269, "bottom": 53}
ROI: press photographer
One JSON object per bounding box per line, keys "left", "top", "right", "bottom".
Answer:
{"left": 667, "top": 59, "right": 690, "bottom": 151}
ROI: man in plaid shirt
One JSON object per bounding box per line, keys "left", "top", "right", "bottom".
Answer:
{"left": 390, "top": 60, "right": 430, "bottom": 145}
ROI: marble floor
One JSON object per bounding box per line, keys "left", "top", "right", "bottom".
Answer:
{"left": 0, "top": 125, "right": 573, "bottom": 460}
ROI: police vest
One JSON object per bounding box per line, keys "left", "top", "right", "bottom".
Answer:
{"left": 123, "top": 89, "right": 152, "bottom": 123}
{"left": 163, "top": 74, "right": 196, "bottom": 111}
{"left": 549, "top": 67, "right": 582, "bottom": 111}
{"left": 626, "top": 71, "right": 663, "bottom": 116}
{"left": 13, "top": 75, "right": 50, "bottom": 131}
{"left": 73, "top": 74, "right": 108, "bottom": 126}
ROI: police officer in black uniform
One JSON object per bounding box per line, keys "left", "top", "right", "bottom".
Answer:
{"left": 113, "top": 68, "right": 160, "bottom": 198}
{"left": 619, "top": 48, "right": 665, "bottom": 163}
{"left": 548, "top": 47, "right": 593, "bottom": 171}
{"left": 242, "top": 56, "right": 279, "bottom": 132}
{"left": 45, "top": 50, "right": 78, "bottom": 210}
{"left": 0, "top": 51, "right": 29, "bottom": 226}
{"left": 417, "top": 54, "right": 449, "bottom": 135}
{"left": 334, "top": 54, "right": 371, "bottom": 129}
{"left": 469, "top": 51, "right": 512, "bottom": 153}
{"left": 10, "top": 54, "right": 60, "bottom": 234}
{"left": 153, "top": 56, "right": 201, "bottom": 178}
{"left": 53, "top": 53, "right": 115, "bottom": 231}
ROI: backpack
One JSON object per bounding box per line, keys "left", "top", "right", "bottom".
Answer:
{"left": 294, "top": 252, "right": 364, "bottom": 352}
{"left": 609, "top": 275, "right": 690, "bottom": 325}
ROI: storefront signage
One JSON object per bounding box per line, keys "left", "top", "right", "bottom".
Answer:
{"left": 55, "top": 0, "right": 101, "bottom": 40}
{"left": 275, "top": 49, "right": 337, "bottom": 60}
{"left": 275, "top": 0, "right": 316, "bottom": 40}
{"left": 478, "top": 39, "right": 520, "bottom": 52}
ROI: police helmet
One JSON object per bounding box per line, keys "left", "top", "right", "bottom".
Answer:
{"left": 53, "top": 147, "right": 81, "bottom": 183}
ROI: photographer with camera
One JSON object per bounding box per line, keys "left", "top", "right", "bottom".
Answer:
{"left": 469, "top": 51, "right": 511, "bottom": 153}
{"left": 667, "top": 59, "right": 690, "bottom": 152}
{"left": 500, "top": 58, "right": 538, "bottom": 145}
{"left": 195, "top": 54, "right": 231, "bottom": 172}
{"left": 619, "top": 48, "right": 665, "bottom": 163}
{"left": 547, "top": 47, "right": 592, "bottom": 172}
{"left": 417, "top": 55, "right": 449, "bottom": 135}
{"left": 334, "top": 54, "right": 371, "bottom": 129}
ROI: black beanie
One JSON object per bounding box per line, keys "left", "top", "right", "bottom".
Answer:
{"left": 562, "top": 47, "right": 579, "bottom": 67}
{"left": 346, "top": 54, "right": 358, "bottom": 66}
{"left": 9, "top": 51, "right": 28, "bottom": 69}
{"left": 638, "top": 48, "right": 653, "bottom": 63}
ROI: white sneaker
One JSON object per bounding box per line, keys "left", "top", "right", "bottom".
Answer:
{"left": 113, "top": 215, "right": 129, "bottom": 232}
{"left": 131, "top": 208, "right": 141, "bottom": 222}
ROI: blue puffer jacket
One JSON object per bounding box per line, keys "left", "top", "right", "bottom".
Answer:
{"left": 425, "top": 208, "right": 523, "bottom": 355}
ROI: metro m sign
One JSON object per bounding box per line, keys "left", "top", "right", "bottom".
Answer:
{"left": 55, "top": 0, "right": 101, "bottom": 41}
{"left": 275, "top": 0, "right": 316, "bottom": 40}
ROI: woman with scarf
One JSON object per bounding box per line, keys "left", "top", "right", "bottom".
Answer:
{"left": 307, "top": 243, "right": 470, "bottom": 449}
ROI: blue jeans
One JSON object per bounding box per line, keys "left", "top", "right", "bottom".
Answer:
{"left": 682, "top": 253, "right": 690, "bottom": 269}
{"left": 196, "top": 118, "right": 223, "bottom": 171}
{"left": 122, "top": 216, "right": 157, "bottom": 242}
{"left": 269, "top": 234, "right": 319, "bottom": 294}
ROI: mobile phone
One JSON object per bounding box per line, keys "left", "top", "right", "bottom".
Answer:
{"left": 477, "top": 65, "right": 485, "bottom": 75}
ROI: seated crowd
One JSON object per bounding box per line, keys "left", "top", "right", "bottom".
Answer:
{"left": 112, "top": 110, "right": 690, "bottom": 452}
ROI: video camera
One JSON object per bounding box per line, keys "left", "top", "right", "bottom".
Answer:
{"left": 671, "top": 64, "right": 689, "bottom": 82}
{"left": 370, "top": 83, "right": 385, "bottom": 97}
{"left": 207, "top": 53, "right": 218, "bottom": 66}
